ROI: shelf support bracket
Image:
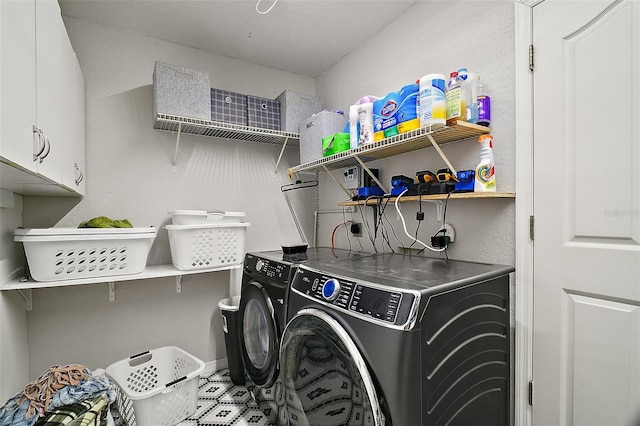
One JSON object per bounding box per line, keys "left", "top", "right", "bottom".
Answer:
{"left": 273, "top": 137, "right": 289, "bottom": 176}
{"left": 108, "top": 282, "right": 115, "bottom": 302}
{"left": 426, "top": 134, "right": 457, "bottom": 176}
{"left": 425, "top": 199, "right": 445, "bottom": 222}
{"left": 172, "top": 122, "right": 183, "bottom": 172}
{"left": 18, "top": 289, "right": 32, "bottom": 311}
{"left": 176, "top": 275, "right": 183, "bottom": 293}
{"left": 354, "top": 155, "right": 388, "bottom": 194}
{"left": 322, "top": 165, "right": 353, "bottom": 198}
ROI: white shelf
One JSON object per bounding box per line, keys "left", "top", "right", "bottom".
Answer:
{"left": 154, "top": 113, "right": 299, "bottom": 146}
{"left": 288, "top": 121, "right": 489, "bottom": 176}
{"left": 339, "top": 191, "right": 516, "bottom": 206}
{"left": 1, "top": 263, "right": 241, "bottom": 291}
{"left": 2, "top": 263, "right": 242, "bottom": 311}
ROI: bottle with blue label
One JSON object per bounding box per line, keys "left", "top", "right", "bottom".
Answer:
{"left": 418, "top": 74, "right": 446, "bottom": 128}
{"left": 397, "top": 83, "right": 420, "bottom": 133}
{"left": 373, "top": 91, "right": 400, "bottom": 141}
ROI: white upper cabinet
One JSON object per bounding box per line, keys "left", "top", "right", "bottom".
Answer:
{"left": 61, "top": 33, "right": 86, "bottom": 195}
{"left": 0, "top": 0, "right": 85, "bottom": 196}
{"left": 1, "top": 0, "right": 38, "bottom": 174}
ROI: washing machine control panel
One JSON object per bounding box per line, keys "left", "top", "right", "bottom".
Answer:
{"left": 295, "top": 268, "right": 415, "bottom": 326}
{"left": 245, "top": 254, "right": 291, "bottom": 282}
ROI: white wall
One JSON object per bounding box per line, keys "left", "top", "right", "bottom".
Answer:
{"left": 20, "top": 17, "right": 318, "bottom": 377}
{"left": 4, "top": 0, "right": 517, "bottom": 384}
{"left": 314, "top": 1, "right": 516, "bottom": 266}
{"left": 0, "top": 193, "right": 29, "bottom": 401}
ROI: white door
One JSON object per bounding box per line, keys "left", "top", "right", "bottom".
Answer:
{"left": 532, "top": 1, "right": 640, "bottom": 425}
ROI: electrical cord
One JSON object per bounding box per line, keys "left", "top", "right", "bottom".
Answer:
{"left": 330, "top": 221, "right": 353, "bottom": 249}
{"left": 394, "top": 189, "right": 446, "bottom": 253}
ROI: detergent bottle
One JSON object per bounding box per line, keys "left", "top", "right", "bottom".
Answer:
{"left": 349, "top": 104, "right": 360, "bottom": 149}
{"left": 477, "top": 76, "right": 491, "bottom": 127}
{"left": 445, "top": 71, "right": 465, "bottom": 125}
{"left": 474, "top": 134, "right": 496, "bottom": 192}
{"left": 458, "top": 68, "right": 478, "bottom": 124}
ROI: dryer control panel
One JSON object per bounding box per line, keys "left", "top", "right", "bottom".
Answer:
{"left": 292, "top": 267, "right": 417, "bottom": 327}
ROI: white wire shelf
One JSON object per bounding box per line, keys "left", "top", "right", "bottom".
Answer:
{"left": 288, "top": 121, "right": 490, "bottom": 176}
{"left": 154, "top": 113, "right": 300, "bottom": 146}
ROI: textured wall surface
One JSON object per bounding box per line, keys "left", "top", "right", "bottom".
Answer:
{"left": 4, "top": 1, "right": 517, "bottom": 382}
{"left": 315, "top": 1, "right": 516, "bottom": 266}
{"left": 21, "top": 17, "right": 317, "bottom": 377}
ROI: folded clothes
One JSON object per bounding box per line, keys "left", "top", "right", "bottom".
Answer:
{"left": 0, "top": 367, "right": 117, "bottom": 426}
{"left": 34, "top": 395, "right": 108, "bottom": 426}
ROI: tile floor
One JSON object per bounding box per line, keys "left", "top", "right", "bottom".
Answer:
{"left": 177, "top": 369, "right": 275, "bottom": 426}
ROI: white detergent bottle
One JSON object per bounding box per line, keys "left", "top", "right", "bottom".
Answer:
{"left": 349, "top": 104, "right": 359, "bottom": 149}
{"left": 474, "top": 134, "right": 496, "bottom": 192}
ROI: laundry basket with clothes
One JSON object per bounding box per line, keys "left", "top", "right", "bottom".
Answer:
{"left": 0, "top": 364, "right": 126, "bottom": 426}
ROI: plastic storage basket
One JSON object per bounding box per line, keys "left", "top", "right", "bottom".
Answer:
{"left": 168, "top": 210, "right": 246, "bottom": 225}
{"left": 106, "top": 346, "right": 205, "bottom": 426}
{"left": 165, "top": 222, "right": 249, "bottom": 271}
{"left": 14, "top": 227, "right": 157, "bottom": 282}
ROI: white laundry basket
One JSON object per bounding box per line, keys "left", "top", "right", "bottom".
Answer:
{"left": 168, "top": 210, "right": 246, "bottom": 225}
{"left": 106, "top": 346, "right": 205, "bottom": 426}
{"left": 165, "top": 222, "right": 249, "bottom": 271}
{"left": 14, "top": 227, "right": 157, "bottom": 282}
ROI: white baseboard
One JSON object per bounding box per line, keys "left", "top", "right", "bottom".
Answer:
{"left": 203, "top": 358, "right": 229, "bottom": 375}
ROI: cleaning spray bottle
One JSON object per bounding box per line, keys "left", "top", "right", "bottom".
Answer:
{"left": 474, "top": 134, "right": 496, "bottom": 192}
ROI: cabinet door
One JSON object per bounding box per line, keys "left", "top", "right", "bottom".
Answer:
{"left": 34, "top": 0, "right": 67, "bottom": 183}
{"left": 0, "top": 0, "right": 37, "bottom": 173}
{"left": 62, "top": 51, "right": 86, "bottom": 195}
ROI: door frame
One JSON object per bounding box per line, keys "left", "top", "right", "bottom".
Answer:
{"left": 514, "top": 1, "right": 539, "bottom": 425}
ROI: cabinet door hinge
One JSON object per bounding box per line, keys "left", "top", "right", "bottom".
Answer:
{"left": 528, "top": 380, "right": 534, "bottom": 405}
{"left": 529, "top": 215, "right": 535, "bottom": 240}
{"left": 529, "top": 44, "right": 534, "bottom": 71}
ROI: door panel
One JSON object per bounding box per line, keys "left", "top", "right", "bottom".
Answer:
{"left": 567, "top": 294, "right": 640, "bottom": 426}
{"left": 0, "top": 0, "right": 37, "bottom": 173}
{"left": 532, "top": 0, "right": 640, "bottom": 425}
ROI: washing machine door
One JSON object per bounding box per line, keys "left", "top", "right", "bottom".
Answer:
{"left": 239, "top": 281, "right": 280, "bottom": 387}
{"left": 280, "top": 308, "right": 385, "bottom": 426}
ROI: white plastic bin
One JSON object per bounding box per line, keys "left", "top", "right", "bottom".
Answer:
{"left": 168, "top": 210, "right": 246, "bottom": 225}
{"left": 106, "top": 346, "right": 205, "bottom": 426}
{"left": 165, "top": 222, "right": 250, "bottom": 271}
{"left": 14, "top": 227, "right": 157, "bottom": 282}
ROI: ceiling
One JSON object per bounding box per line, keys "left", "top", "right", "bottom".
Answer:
{"left": 59, "top": 0, "right": 418, "bottom": 78}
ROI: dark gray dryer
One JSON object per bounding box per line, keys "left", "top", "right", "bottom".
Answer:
{"left": 280, "top": 253, "right": 514, "bottom": 426}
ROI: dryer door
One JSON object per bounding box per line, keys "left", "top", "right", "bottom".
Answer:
{"left": 239, "top": 280, "right": 280, "bottom": 387}
{"left": 280, "top": 308, "right": 385, "bottom": 426}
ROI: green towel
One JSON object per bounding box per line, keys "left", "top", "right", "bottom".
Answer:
{"left": 78, "top": 217, "right": 133, "bottom": 229}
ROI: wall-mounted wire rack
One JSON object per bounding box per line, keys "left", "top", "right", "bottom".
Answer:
{"left": 154, "top": 113, "right": 300, "bottom": 171}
